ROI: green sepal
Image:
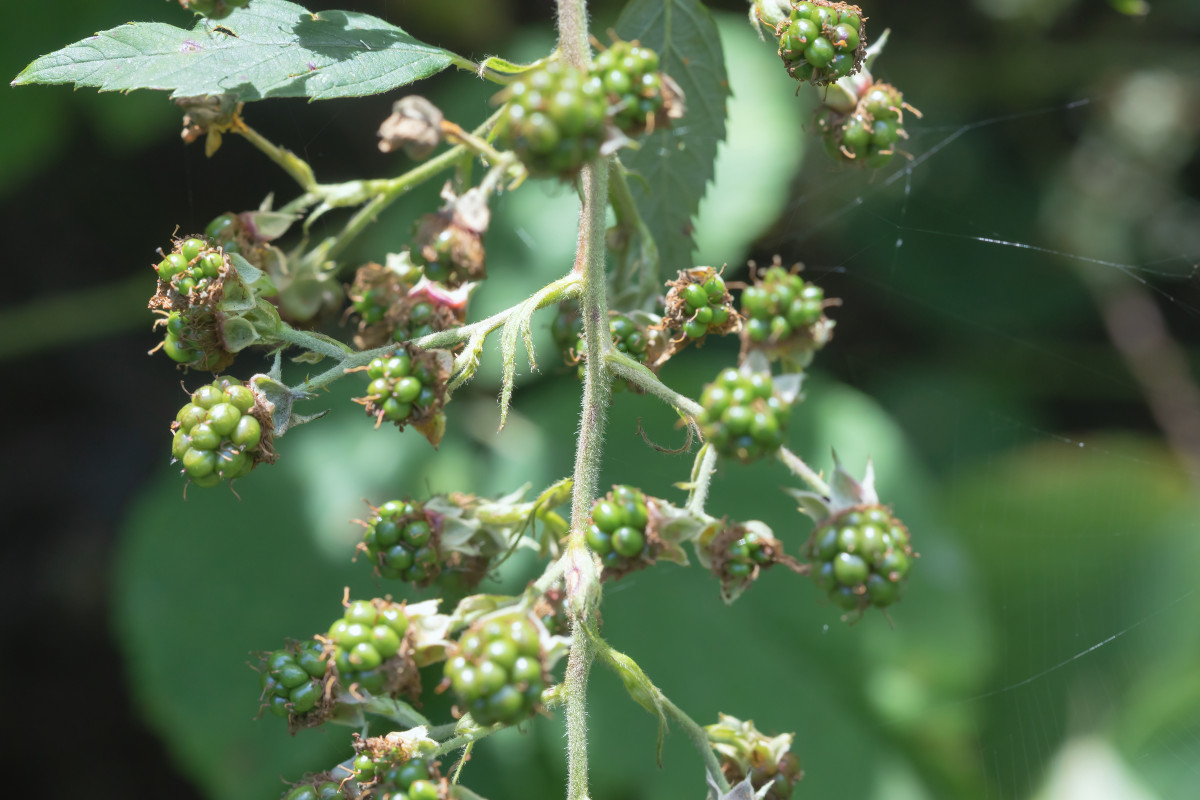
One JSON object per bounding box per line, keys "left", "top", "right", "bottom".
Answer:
{"left": 478, "top": 54, "right": 553, "bottom": 83}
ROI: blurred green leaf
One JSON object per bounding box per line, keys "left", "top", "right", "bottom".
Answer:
{"left": 615, "top": 0, "right": 729, "bottom": 275}
{"left": 13, "top": 0, "right": 459, "bottom": 101}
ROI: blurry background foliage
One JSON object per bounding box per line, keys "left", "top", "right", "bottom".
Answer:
{"left": 3, "top": 1, "right": 1200, "bottom": 800}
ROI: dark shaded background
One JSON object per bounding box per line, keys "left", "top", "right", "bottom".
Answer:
{"left": 4, "top": 1, "right": 1200, "bottom": 799}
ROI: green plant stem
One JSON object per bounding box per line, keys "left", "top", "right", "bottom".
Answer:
{"left": 322, "top": 144, "right": 468, "bottom": 265}
{"left": 587, "top": 629, "right": 731, "bottom": 793}
{"left": 778, "top": 445, "right": 832, "bottom": 497}
{"left": 433, "top": 686, "right": 565, "bottom": 757}
{"left": 604, "top": 350, "right": 704, "bottom": 418}
{"left": 607, "top": 160, "right": 659, "bottom": 307}
{"left": 658, "top": 694, "right": 731, "bottom": 793}
{"left": 274, "top": 325, "right": 353, "bottom": 359}
{"left": 686, "top": 443, "right": 719, "bottom": 516}
{"left": 234, "top": 121, "right": 318, "bottom": 191}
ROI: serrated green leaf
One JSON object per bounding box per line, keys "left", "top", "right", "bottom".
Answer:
{"left": 13, "top": 0, "right": 461, "bottom": 101}
{"left": 615, "top": 0, "right": 729, "bottom": 275}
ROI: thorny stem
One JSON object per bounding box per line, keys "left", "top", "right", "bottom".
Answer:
{"left": 554, "top": 0, "right": 606, "bottom": 796}
{"left": 686, "top": 443, "right": 719, "bottom": 516}
{"left": 778, "top": 445, "right": 833, "bottom": 497}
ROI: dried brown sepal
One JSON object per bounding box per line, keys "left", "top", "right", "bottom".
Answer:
{"left": 378, "top": 95, "right": 445, "bottom": 160}
{"left": 175, "top": 93, "right": 242, "bottom": 157}
{"left": 653, "top": 266, "right": 742, "bottom": 368}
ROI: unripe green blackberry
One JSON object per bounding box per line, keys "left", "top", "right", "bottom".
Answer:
{"left": 661, "top": 267, "right": 739, "bottom": 344}
{"left": 170, "top": 376, "right": 275, "bottom": 487}
{"left": 281, "top": 780, "right": 347, "bottom": 800}
{"left": 587, "top": 485, "right": 651, "bottom": 575}
{"left": 551, "top": 301, "right": 583, "bottom": 364}
{"left": 574, "top": 312, "right": 651, "bottom": 392}
{"left": 153, "top": 235, "right": 232, "bottom": 308}
{"left": 497, "top": 62, "right": 608, "bottom": 177}
{"left": 807, "top": 505, "right": 914, "bottom": 612}
{"left": 351, "top": 734, "right": 443, "bottom": 800}
{"left": 739, "top": 263, "right": 835, "bottom": 370}
{"left": 157, "top": 309, "right": 232, "bottom": 372}
{"left": 258, "top": 639, "right": 328, "bottom": 721}
{"left": 816, "top": 82, "right": 911, "bottom": 168}
{"left": 592, "top": 40, "right": 665, "bottom": 135}
{"left": 360, "top": 499, "right": 441, "bottom": 585}
{"left": 707, "top": 714, "right": 804, "bottom": 800}
{"left": 776, "top": 1, "right": 866, "bottom": 85}
{"left": 698, "top": 368, "right": 790, "bottom": 463}
{"left": 444, "top": 611, "right": 547, "bottom": 727}
{"left": 327, "top": 599, "right": 417, "bottom": 698}
{"left": 410, "top": 211, "right": 487, "bottom": 288}
{"left": 355, "top": 346, "right": 447, "bottom": 445}
{"left": 180, "top": 0, "right": 251, "bottom": 19}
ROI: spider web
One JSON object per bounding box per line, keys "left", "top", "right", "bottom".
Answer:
{"left": 764, "top": 88, "right": 1200, "bottom": 800}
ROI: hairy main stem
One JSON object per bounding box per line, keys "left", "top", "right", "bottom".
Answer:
{"left": 558, "top": 2, "right": 603, "bottom": 799}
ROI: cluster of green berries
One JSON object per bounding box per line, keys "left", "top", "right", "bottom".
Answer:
{"left": 594, "top": 40, "right": 663, "bottom": 134}
{"left": 498, "top": 62, "right": 608, "bottom": 177}
{"left": 160, "top": 310, "right": 226, "bottom": 370}
{"left": 361, "top": 500, "right": 440, "bottom": 584}
{"left": 741, "top": 267, "right": 825, "bottom": 345}
{"left": 574, "top": 313, "right": 650, "bottom": 391}
{"left": 698, "top": 369, "right": 790, "bottom": 463}
{"left": 171, "top": 377, "right": 268, "bottom": 487}
{"left": 816, "top": 82, "right": 909, "bottom": 168}
{"left": 259, "top": 640, "right": 327, "bottom": 719}
{"left": 411, "top": 214, "right": 486, "bottom": 287}
{"left": 586, "top": 485, "right": 651, "bottom": 572}
{"left": 204, "top": 212, "right": 250, "bottom": 255}
{"left": 722, "top": 528, "right": 775, "bottom": 581}
{"left": 776, "top": 1, "right": 865, "bottom": 84}
{"left": 360, "top": 351, "right": 441, "bottom": 426}
{"left": 730, "top": 750, "right": 803, "bottom": 800}
{"left": 282, "top": 781, "right": 345, "bottom": 800}
{"left": 444, "top": 613, "right": 546, "bottom": 727}
{"left": 550, "top": 301, "right": 582, "bottom": 360}
{"left": 393, "top": 299, "right": 440, "bottom": 341}
{"left": 156, "top": 237, "right": 228, "bottom": 301}
{"left": 807, "top": 506, "right": 914, "bottom": 611}
{"left": 180, "top": 0, "right": 251, "bottom": 19}
{"left": 352, "top": 751, "right": 440, "bottom": 800}
{"left": 327, "top": 600, "right": 411, "bottom": 695}
{"left": 667, "top": 269, "right": 736, "bottom": 340}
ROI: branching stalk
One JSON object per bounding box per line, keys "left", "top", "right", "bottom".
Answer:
{"left": 686, "top": 443, "right": 719, "bottom": 516}
{"left": 779, "top": 445, "right": 833, "bottom": 497}
{"left": 604, "top": 349, "right": 704, "bottom": 418}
